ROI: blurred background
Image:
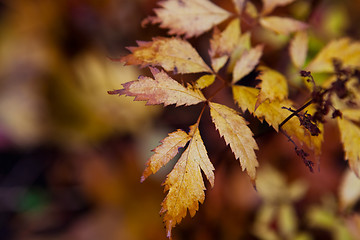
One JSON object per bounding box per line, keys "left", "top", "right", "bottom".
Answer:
{"left": 0, "top": 0, "right": 359, "bottom": 239}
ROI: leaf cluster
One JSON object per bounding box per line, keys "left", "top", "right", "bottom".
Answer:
{"left": 107, "top": 0, "right": 360, "bottom": 238}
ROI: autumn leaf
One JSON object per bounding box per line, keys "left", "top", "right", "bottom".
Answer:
{"left": 121, "top": 37, "right": 212, "bottom": 74}
{"left": 261, "top": 0, "right": 296, "bottom": 16}
{"left": 256, "top": 65, "right": 289, "bottom": 109}
{"left": 209, "top": 102, "right": 258, "bottom": 180}
{"left": 290, "top": 31, "right": 308, "bottom": 69}
{"left": 232, "top": 45, "right": 264, "bottom": 84}
{"left": 144, "top": 0, "right": 232, "bottom": 38}
{"left": 209, "top": 19, "right": 241, "bottom": 72}
{"left": 232, "top": 85, "right": 322, "bottom": 153}
{"left": 260, "top": 17, "right": 308, "bottom": 35}
{"left": 228, "top": 32, "right": 252, "bottom": 72}
{"left": 141, "top": 129, "right": 191, "bottom": 182}
{"left": 161, "top": 124, "right": 214, "bottom": 238}
{"left": 108, "top": 67, "right": 206, "bottom": 107}
{"left": 337, "top": 109, "right": 360, "bottom": 177}
{"left": 307, "top": 38, "right": 360, "bottom": 72}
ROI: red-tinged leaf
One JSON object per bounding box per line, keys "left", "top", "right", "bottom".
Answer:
{"left": 144, "top": 0, "right": 232, "bottom": 38}
{"left": 290, "top": 31, "right": 308, "bottom": 69}
{"left": 261, "top": 0, "right": 296, "bottom": 15}
{"left": 260, "top": 17, "right": 308, "bottom": 35}
{"left": 232, "top": 45, "right": 263, "bottom": 84}
{"left": 121, "top": 37, "right": 212, "bottom": 74}
{"left": 161, "top": 124, "right": 214, "bottom": 238}
{"left": 209, "top": 102, "right": 259, "bottom": 180}
{"left": 141, "top": 129, "right": 191, "bottom": 182}
{"left": 108, "top": 67, "right": 206, "bottom": 107}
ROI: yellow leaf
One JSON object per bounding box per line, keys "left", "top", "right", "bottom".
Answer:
{"left": 161, "top": 124, "right": 214, "bottom": 238}
{"left": 261, "top": 0, "right": 296, "bottom": 15}
{"left": 290, "top": 31, "right": 308, "bottom": 69}
{"left": 209, "top": 102, "right": 258, "bottom": 180}
{"left": 209, "top": 19, "right": 241, "bottom": 71}
{"left": 256, "top": 66, "right": 289, "bottom": 108}
{"left": 141, "top": 129, "right": 191, "bottom": 182}
{"left": 108, "top": 67, "right": 206, "bottom": 107}
{"left": 145, "top": 0, "right": 231, "bottom": 38}
{"left": 121, "top": 37, "right": 212, "bottom": 74}
{"left": 232, "top": 86, "right": 322, "bottom": 153}
{"left": 307, "top": 38, "right": 360, "bottom": 72}
{"left": 244, "top": 1, "right": 259, "bottom": 19}
{"left": 195, "top": 74, "right": 216, "bottom": 89}
{"left": 339, "top": 170, "right": 360, "bottom": 210}
{"left": 260, "top": 17, "right": 308, "bottom": 35}
{"left": 232, "top": 45, "right": 264, "bottom": 84}
{"left": 338, "top": 109, "right": 360, "bottom": 177}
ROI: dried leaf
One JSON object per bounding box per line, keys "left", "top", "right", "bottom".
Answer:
{"left": 108, "top": 67, "right": 206, "bottom": 107}
{"left": 337, "top": 109, "right": 360, "bottom": 177}
{"left": 141, "top": 129, "right": 191, "bottom": 182}
{"left": 290, "top": 31, "right": 308, "bottom": 69}
{"left": 307, "top": 38, "right": 360, "bottom": 72}
{"left": 260, "top": 17, "right": 308, "bottom": 35}
{"left": 209, "top": 102, "right": 258, "bottom": 180}
{"left": 161, "top": 124, "right": 214, "bottom": 237}
{"left": 144, "top": 0, "right": 232, "bottom": 38}
{"left": 261, "top": 0, "right": 296, "bottom": 15}
{"left": 256, "top": 66, "right": 289, "bottom": 109}
{"left": 232, "top": 45, "right": 264, "bottom": 83}
{"left": 121, "top": 37, "right": 212, "bottom": 74}
{"left": 228, "top": 32, "right": 252, "bottom": 72}
{"left": 232, "top": 86, "right": 322, "bottom": 153}
{"left": 195, "top": 74, "right": 216, "bottom": 89}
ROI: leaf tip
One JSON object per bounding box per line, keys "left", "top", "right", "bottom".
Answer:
{"left": 107, "top": 89, "right": 124, "bottom": 95}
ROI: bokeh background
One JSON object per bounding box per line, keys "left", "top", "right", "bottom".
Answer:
{"left": 0, "top": 0, "right": 359, "bottom": 239}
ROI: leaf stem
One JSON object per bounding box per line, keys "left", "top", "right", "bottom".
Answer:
{"left": 279, "top": 99, "right": 313, "bottom": 129}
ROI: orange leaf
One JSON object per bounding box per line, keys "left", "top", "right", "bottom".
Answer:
{"left": 260, "top": 17, "right": 308, "bottom": 35}
{"left": 232, "top": 45, "right": 263, "bottom": 84}
{"left": 141, "top": 129, "right": 191, "bottom": 182}
{"left": 161, "top": 124, "right": 214, "bottom": 238}
{"left": 261, "top": 0, "right": 296, "bottom": 15}
{"left": 289, "top": 31, "right": 308, "bottom": 69}
{"left": 209, "top": 102, "right": 258, "bottom": 180}
{"left": 121, "top": 37, "right": 212, "bottom": 74}
{"left": 108, "top": 67, "right": 206, "bottom": 107}
{"left": 144, "top": 0, "right": 231, "bottom": 38}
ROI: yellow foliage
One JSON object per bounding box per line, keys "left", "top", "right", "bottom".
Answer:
{"left": 261, "top": 0, "right": 296, "bottom": 15}
{"left": 290, "top": 31, "right": 308, "bottom": 69}
{"left": 260, "top": 17, "right": 308, "bottom": 35}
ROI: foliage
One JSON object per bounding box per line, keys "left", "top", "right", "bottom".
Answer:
{"left": 107, "top": 0, "right": 360, "bottom": 238}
